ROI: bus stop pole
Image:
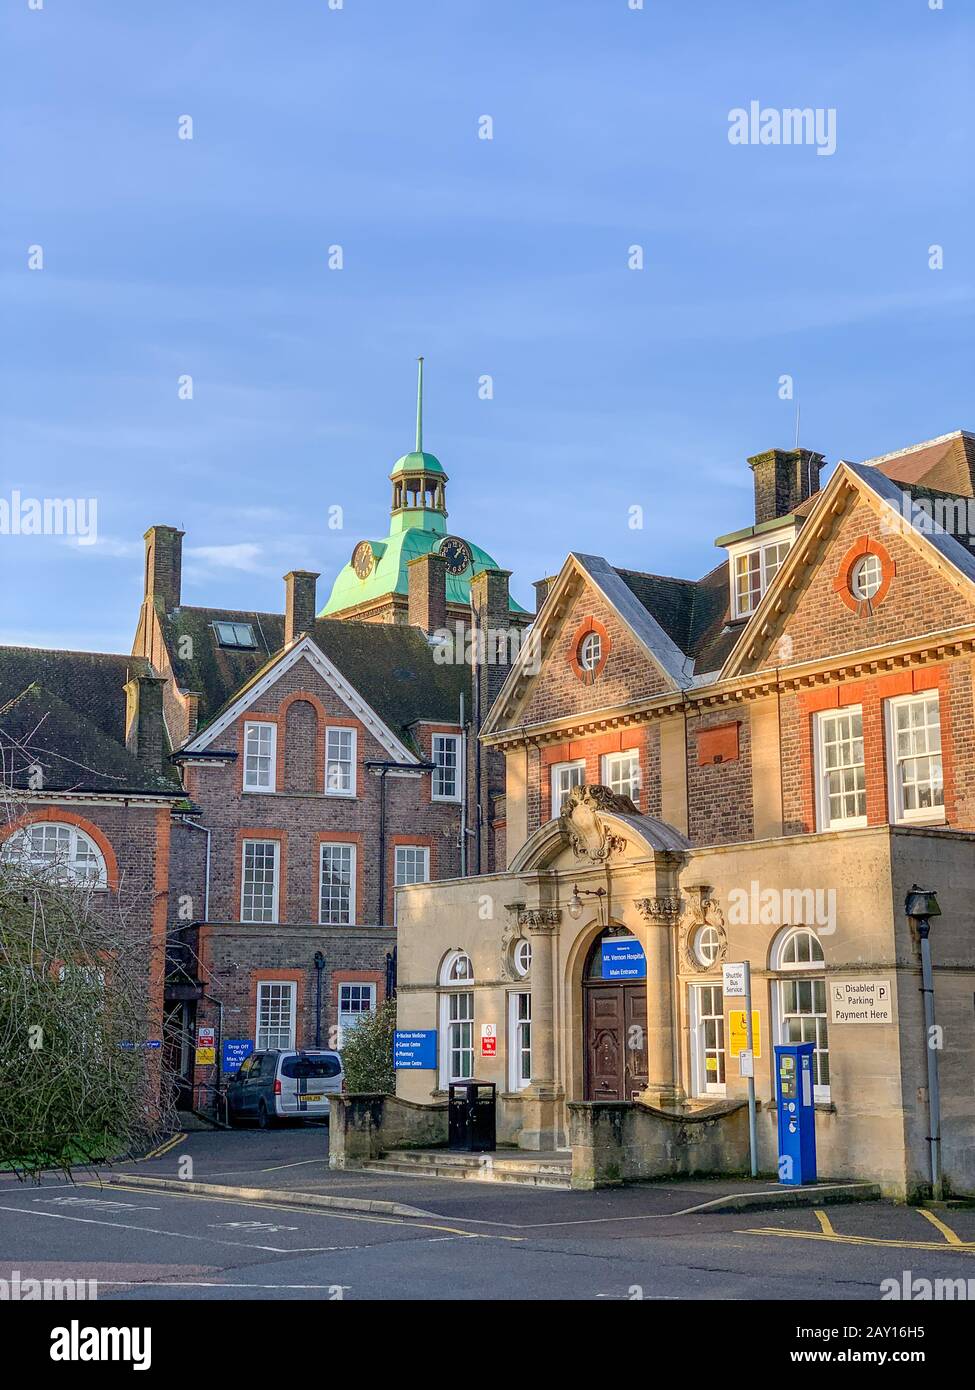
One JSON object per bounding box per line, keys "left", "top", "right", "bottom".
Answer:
{"left": 743, "top": 961, "right": 758, "bottom": 1178}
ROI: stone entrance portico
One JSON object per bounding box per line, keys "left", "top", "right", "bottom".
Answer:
{"left": 392, "top": 786, "right": 975, "bottom": 1198}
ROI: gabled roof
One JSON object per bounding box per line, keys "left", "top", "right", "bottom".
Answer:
{"left": 718, "top": 460, "right": 975, "bottom": 680}
{"left": 481, "top": 552, "right": 701, "bottom": 740}
{"left": 180, "top": 624, "right": 470, "bottom": 762}
{"left": 570, "top": 554, "right": 695, "bottom": 690}
{"left": 0, "top": 683, "right": 180, "bottom": 796}
{"left": 160, "top": 605, "right": 472, "bottom": 745}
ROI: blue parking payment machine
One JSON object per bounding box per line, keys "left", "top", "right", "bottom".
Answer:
{"left": 774, "top": 1042, "right": 817, "bottom": 1186}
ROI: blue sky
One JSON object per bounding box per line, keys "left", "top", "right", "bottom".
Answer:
{"left": 1, "top": 0, "right": 972, "bottom": 652}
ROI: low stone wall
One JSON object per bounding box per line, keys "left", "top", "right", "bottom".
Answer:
{"left": 568, "top": 1098, "right": 750, "bottom": 1189}
{"left": 328, "top": 1092, "right": 448, "bottom": 1169}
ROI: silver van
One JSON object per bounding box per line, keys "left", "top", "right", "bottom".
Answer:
{"left": 226, "top": 1049, "right": 343, "bottom": 1127}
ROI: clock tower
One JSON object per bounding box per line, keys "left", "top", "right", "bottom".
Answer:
{"left": 320, "top": 359, "right": 528, "bottom": 627}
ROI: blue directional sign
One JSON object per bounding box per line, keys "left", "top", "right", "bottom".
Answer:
{"left": 222, "top": 1038, "right": 254, "bottom": 1073}
{"left": 601, "top": 939, "right": 647, "bottom": 980}
{"left": 394, "top": 1029, "right": 437, "bottom": 1069}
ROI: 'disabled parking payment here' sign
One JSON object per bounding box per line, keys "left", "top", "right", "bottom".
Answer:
{"left": 601, "top": 939, "right": 646, "bottom": 980}
{"left": 394, "top": 1030, "right": 437, "bottom": 1069}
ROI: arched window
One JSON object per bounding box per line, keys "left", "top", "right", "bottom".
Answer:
{"left": 440, "top": 951, "right": 473, "bottom": 985}
{"left": 438, "top": 952, "right": 474, "bottom": 1086}
{"left": 771, "top": 927, "right": 829, "bottom": 1100}
{"left": 1, "top": 822, "right": 108, "bottom": 888}
{"left": 773, "top": 927, "right": 825, "bottom": 970}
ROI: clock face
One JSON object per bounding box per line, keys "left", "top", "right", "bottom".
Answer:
{"left": 352, "top": 541, "right": 374, "bottom": 580}
{"left": 438, "top": 536, "right": 472, "bottom": 576}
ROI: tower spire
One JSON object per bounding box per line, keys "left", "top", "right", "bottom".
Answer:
{"left": 415, "top": 355, "right": 424, "bottom": 453}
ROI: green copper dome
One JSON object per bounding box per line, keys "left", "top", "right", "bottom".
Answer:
{"left": 319, "top": 357, "right": 526, "bottom": 620}
{"left": 320, "top": 527, "right": 526, "bottom": 618}
{"left": 390, "top": 450, "right": 446, "bottom": 477}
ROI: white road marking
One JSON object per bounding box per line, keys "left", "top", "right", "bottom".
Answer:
{"left": 0, "top": 1202, "right": 336, "bottom": 1254}
{"left": 101, "top": 1281, "right": 352, "bottom": 1291}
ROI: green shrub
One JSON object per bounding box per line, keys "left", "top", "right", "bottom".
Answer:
{"left": 340, "top": 999, "right": 396, "bottom": 1094}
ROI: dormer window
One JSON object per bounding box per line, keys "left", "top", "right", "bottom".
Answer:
{"left": 214, "top": 621, "right": 257, "bottom": 649}
{"left": 732, "top": 539, "right": 792, "bottom": 618}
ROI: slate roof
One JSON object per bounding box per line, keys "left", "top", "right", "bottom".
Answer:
{"left": 0, "top": 684, "right": 179, "bottom": 795}
{"left": 0, "top": 648, "right": 181, "bottom": 796}
{"left": 0, "top": 647, "right": 150, "bottom": 744}
{"left": 175, "top": 612, "right": 472, "bottom": 755}
{"left": 614, "top": 560, "right": 738, "bottom": 678}
{"left": 158, "top": 606, "right": 285, "bottom": 729}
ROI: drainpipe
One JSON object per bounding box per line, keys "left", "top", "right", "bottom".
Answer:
{"left": 176, "top": 815, "right": 211, "bottom": 922}
{"left": 459, "top": 692, "right": 467, "bottom": 877}
{"left": 365, "top": 759, "right": 435, "bottom": 925}
{"left": 314, "top": 951, "right": 326, "bottom": 1048}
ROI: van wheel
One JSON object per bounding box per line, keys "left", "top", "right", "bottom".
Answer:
{"left": 257, "top": 1101, "right": 273, "bottom": 1130}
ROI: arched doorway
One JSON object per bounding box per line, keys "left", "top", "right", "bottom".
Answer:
{"left": 582, "top": 928, "right": 648, "bottom": 1102}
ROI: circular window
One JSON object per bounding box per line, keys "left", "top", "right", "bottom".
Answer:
{"left": 514, "top": 939, "right": 532, "bottom": 977}
{"left": 851, "top": 553, "right": 882, "bottom": 601}
{"left": 694, "top": 924, "right": 721, "bottom": 968}
{"left": 579, "top": 632, "right": 602, "bottom": 671}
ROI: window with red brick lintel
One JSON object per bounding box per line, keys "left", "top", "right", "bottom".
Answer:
{"left": 796, "top": 666, "right": 956, "bottom": 834}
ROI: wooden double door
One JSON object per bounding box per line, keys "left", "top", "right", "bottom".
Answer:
{"left": 583, "top": 981, "right": 649, "bottom": 1102}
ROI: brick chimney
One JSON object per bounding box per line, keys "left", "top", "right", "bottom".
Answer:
{"left": 407, "top": 552, "right": 447, "bottom": 633}
{"left": 470, "top": 568, "right": 513, "bottom": 875}
{"left": 533, "top": 575, "right": 556, "bottom": 615}
{"left": 284, "top": 570, "right": 320, "bottom": 644}
{"left": 143, "top": 526, "right": 184, "bottom": 613}
{"left": 748, "top": 448, "right": 825, "bottom": 525}
{"left": 124, "top": 673, "right": 166, "bottom": 773}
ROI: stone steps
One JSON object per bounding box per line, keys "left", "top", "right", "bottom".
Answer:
{"left": 362, "top": 1148, "right": 573, "bottom": 1188}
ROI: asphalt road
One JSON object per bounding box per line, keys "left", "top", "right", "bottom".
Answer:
{"left": 2, "top": 1128, "right": 974, "bottom": 1301}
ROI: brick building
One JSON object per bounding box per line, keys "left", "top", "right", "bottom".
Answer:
{"left": 0, "top": 647, "right": 184, "bottom": 1094}
{"left": 390, "top": 430, "right": 975, "bottom": 1197}
{"left": 131, "top": 371, "right": 528, "bottom": 1113}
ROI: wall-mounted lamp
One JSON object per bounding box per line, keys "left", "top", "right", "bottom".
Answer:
{"left": 568, "top": 884, "right": 607, "bottom": 920}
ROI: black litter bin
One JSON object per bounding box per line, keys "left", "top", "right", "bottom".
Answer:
{"left": 447, "top": 1081, "right": 496, "bottom": 1153}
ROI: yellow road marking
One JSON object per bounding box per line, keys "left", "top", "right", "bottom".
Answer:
{"left": 740, "top": 1225, "right": 975, "bottom": 1253}
{"left": 918, "top": 1207, "right": 964, "bottom": 1245}
{"left": 814, "top": 1209, "right": 836, "bottom": 1236}
{"left": 138, "top": 1133, "right": 185, "bottom": 1162}
{"left": 82, "top": 1180, "right": 523, "bottom": 1241}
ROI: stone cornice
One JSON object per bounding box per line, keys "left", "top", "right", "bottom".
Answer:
{"left": 484, "top": 626, "right": 975, "bottom": 750}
